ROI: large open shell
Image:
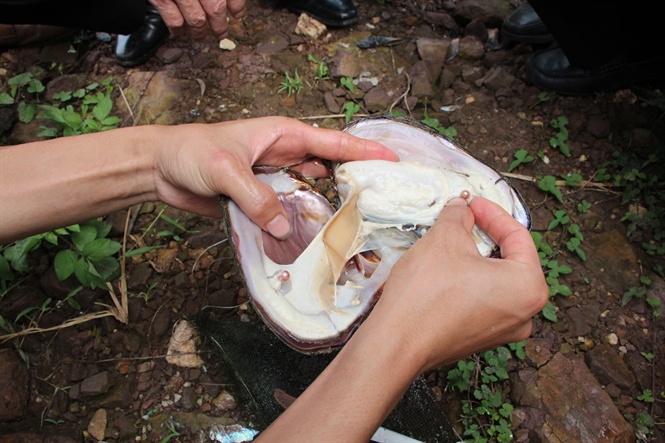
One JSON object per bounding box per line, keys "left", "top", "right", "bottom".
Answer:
{"left": 222, "top": 114, "right": 530, "bottom": 353}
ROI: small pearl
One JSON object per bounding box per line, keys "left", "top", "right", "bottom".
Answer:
{"left": 278, "top": 270, "right": 290, "bottom": 282}
{"left": 460, "top": 190, "right": 471, "bottom": 200}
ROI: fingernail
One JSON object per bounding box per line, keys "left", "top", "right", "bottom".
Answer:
{"left": 266, "top": 214, "right": 291, "bottom": 239}
{"left": 446, "top": 197, "right": 468, "bottom": 207}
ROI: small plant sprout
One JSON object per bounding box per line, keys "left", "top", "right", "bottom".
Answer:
{"left": 340, "top": 76, "right": 354, "bottom": 92}
{"left": 421, "top": 111, "right": 457, "bottom": 139}
{"left": 549, "top": 115, "right": 571, "bottom": 157}
{"left": 343, "top": 101, "right": 360, "bottom": 123}
{"left": 307, "top": 54, "right": 330, "bottom": 81}
{"left": 537, "top": 175, "right": 563, "bottom": 202}
{"left": 508, "top": 149, "right": 534, "bottom": 172}
{"left": 547, "top": 209, "right": 570, "bottom": 230}
{"left": 278, "top": 69, "right": 303, "bottom": 97}
{"left": 577, "top": 199, "right": 591, "bottom": 214}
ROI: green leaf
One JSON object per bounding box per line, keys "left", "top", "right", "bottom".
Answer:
{"left": 126, "top": 245, "right": 165, "bottom": 257}
{"left": 54, "top": 250, "right": 78, "bottom": 281}
{"left": 86, "top": 219, "right": 112, "bottom": 239}
{"left": 542, "top": 301, "right": 558, "bottom": 322}
{"left": 92, "top": 96, "right": 112, "bottom": 121}
{"left": 343, "top": 101, "right": 360, "bottom": 123}
{"left": 71, "top": 224, "right": 98, "bottom": 250}
{"left": 38, "top": 104, "right": 67, "bottom": 123}
{"left": 82, "top": 238, "right": 122, "bottom": 261}
{"left": 43, "top": 231, "right": 59, "bottom": 245}
{"left": 101, "top": 116, "right": 121, "bottom": 127}
{"left": 537, "top": 175, "right": 563, "bottom": 202}
{"left": 508, "top": 149, "right": 534, "bottom": 172}
{"left": 27, "top": 79, "right": 45, "bottom": 94}
{"left": 0, "top": 93, "right": 14, "bottom": 104}
{"left": 340, "top": 76, "right": 354, "bottom": 92}
{"left": 8, "top": 72, "right": 34, "bottom": 88}
{"left": 52, "top": 91, "right": 72, "bottom": 102}
{"left": 0, "top": 256, "right": 14, "bottom": 281}
{"left": 17, "top": 102, "right": 37, "bottom": 123}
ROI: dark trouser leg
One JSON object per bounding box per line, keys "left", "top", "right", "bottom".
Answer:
{"left": 0, "top": 0, "right": 146, "bottom": 34}
{"left": 529, "top": 0, "right": 660, "bottom": 69}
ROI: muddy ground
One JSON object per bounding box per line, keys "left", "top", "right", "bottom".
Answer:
{"left": 1, "top": 0, "right": 664, "bottom": 441}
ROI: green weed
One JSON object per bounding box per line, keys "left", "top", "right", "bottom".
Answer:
{"left": 447, "top": 346, "right": 519, "bottom": 442}
{"left": 307, "top": 54, "right": 330, "bottom": 82}
{"left": 278, "top": 69, "right": 303, "bottom": 97}
{"left": 549, "top": 116, "right": 570, "bottom": 157}
{"left": 340, "top": 76, "right": 354, "bottom": 93}
{"left": 508, "top": 149, "right": 534, "bottom": 172}
{"left": 421, "top": 112, "right": 457, "bottom": 139}
{"left": 343, "top": 102, "right": 360, "bottom": 123}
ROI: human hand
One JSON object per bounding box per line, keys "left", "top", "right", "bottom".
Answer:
{"left": 154, "top": 116, "right": 398, "bottom": 238}
{"left": 149, "top": 0, "right": 246, "bottom": 40}
{"left": 365, "top": 196, "right": 548, "bottom": 373}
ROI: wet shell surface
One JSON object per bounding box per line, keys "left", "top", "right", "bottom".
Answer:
{"left": 222, "top": 114, "right": 530, "bottom": 353}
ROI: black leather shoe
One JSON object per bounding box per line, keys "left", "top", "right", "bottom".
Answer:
{"left": 283, "top": 0, "right": 357, "bottom": 27}
{"left": 115, "top": 4, "right": 169, "bottom": 67}
{"left": 525, "top": 47, "right": 665, "bottom": 95}
{"left": 501, "top": 2, "right": 552, "bottom": 44}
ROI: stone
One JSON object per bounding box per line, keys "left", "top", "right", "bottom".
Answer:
{"left": 457, "top": 36, "right": 485, "bottom": 60}
{"left": 482, "top": 66, "right": 517, "bottom": 92}
{"left": 586, "top": 114, "right": 611, "bottom": 138}
{"left": 166, "top": 320, "right": 204, "bottom": 368}
{"left": 586, "top": 343, "right": 637, "bottom": 390}
{"left": 80, "top": 371, "right": 111, "bottom": 396}
{"left": 323, "top": 91, "right": 341, "bottom": 113}
{"left": 87, "top": 408, "right": 107, "bottom": 441}
{"left": 158, "top": 47, "right": 184, "bottom": 63}
{"left": 423, "top": 11, "right": 459, "bottom": 30}
{"left": 363, "top": 85, "right": 394, "bottom": 112}
{"left": 465, "top": 18, "right": 488, "bottom": 42}
{"left": 453, "top": 0, "right": 514, "bottom": 27}
{"left": 212, "top": 389, "right": 237, "bottom": 410}
{"left": 416, "top": 38, "right": 450, "bottom": 82}
{"left": 525, "top": 337, "right": 553, "bottom": 368}
{"left": 584, "top": 230, "right": 641, "bottom": 291}
{"left": 294, "top": 13, "right": 327, "bottom": 39}
{"left": 512, "top": 353, "right": 634, "bottom": 442}
{"left": 256, "top": 34, "right": 288, "bottom": 55}
{"left": 218, "top": 38, "right": 237, "bottom": 51}
{"left": 329, "top": 50, "right": 361, "bottom": 78}
{"left": 180, "top": 385, "right": 198, "bottom": 411}
{"left": 565, "top": 306, "right": 593, "bottom": 336}
{"left": 407, "top": 61, "right": 434, "bottom": 98}
{"left": 118, "top": 71, "right": 197, "bottom": 126}
{"left": 0, "top": 349, "right": 29, "bottom": 421}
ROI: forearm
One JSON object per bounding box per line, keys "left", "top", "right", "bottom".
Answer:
{"left": 0, "top": 126, "right": 164, "bottom": 243}
{"left": 256, "top": 312, "right": 426, "bottom": 442}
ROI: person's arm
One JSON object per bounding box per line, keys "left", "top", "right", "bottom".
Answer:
{"left": 0, "top": 116, "right": 397, "bottom": 244}
{"left": 149, "top": 0, "right": 246, "bottom": 40}
{"left": 257, "top": 197, "right": 548, "bottom": 442}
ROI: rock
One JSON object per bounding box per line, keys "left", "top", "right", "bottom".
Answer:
{"left": 44, "top": 74, "right": 87, "bottom": 100}
{"left": 407, "top": 61, "right": 434, "bottom": 98}
{"left": 80, "top": 371, "right": 111, "bottom": 396}
{"left": 87, "top": 408, "right": 107, "bottom": 441}
{"left": 586, "top": 344, "right": 637, "bottom": 390}
{"left": 212, "top": 389, "right": 237, "bottom": 411}
{"left": 525, "top": 337, "right": 553, "bottom": 368}
{"left": 457, "top": 36, "right": 485, "bottom": 60}
{"left": 586, "top": 114, "right": 611, "bottom": 138}
{"left": 323, "top": 91, "right": 341, "bottom": 113}
{"left": 453, "top": 0, "right": 513, "bottom": 27}
{"left": 0, "top": 349, "right": 29, "bottom": 421}
{"left": 416, "top": 38, "right": 450, "bottom": 82}
{"left": 166, "top": 320, "right": 204, "bottom": 368}
{"left": 256, "top": 34, "right": 288, "bottom": 54}
{"left": 512, "top": 353, "right": 634, "bottom": 442}
{"left": 158, "top": 47, "right": 184, "bottom": 63}
{"left": 294, "top": 13, "right": 327, "bottom": 39}
{"left": 363, "top": 84, "right": 394, "bottom": 112}
{"left": 423, "top": 11, "right": 459, "bottom": 30}
{"left": 465, "top": 18, "right": 488, "bottom": 42}
{"left": 118, "top": 71, "right": 197, "bottom": 126}
{"left": 180, "top": 385, "right": 198, "bottom": 411}
{"left": 329, "top": 50, "right": 361, "bottom": 78}
{"left": 482, "top": 66, "right": 517, "bottom": 92}
{"left": 218, "top": 39, "right": 237, "bottom": 51}
{"left": 584, "top": 230, "right": 641, "bottom": 291}
{"left": 565, "top": 306, "right": 593, "bottom": 336}
{"left": 90, "top": 376, "right": 137, "bottom": 409}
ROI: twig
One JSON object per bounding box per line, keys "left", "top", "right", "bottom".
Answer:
{"left": 389, "top": 72, "right": 411, "bottom": 115}
{"left": 0, "top": 311, "right": 116, "bottom": 342}
{"left": 501, "top": 171, "right": 619, "bottom": 193}
{"left": 118, "top": 84, "right": 134, "bottom": 125}
{"left": 298, "top": 114, "right": 370, "bottom": 121}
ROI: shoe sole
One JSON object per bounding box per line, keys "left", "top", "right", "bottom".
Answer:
{"left": 525, "top": 55, "right": 665, "bottom": 96}
{"left": 501, "top": 26, "right": 553, "bottom": 45}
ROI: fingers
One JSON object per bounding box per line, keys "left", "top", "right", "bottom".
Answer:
{"left": 218, "top": 161, "right": 291, "bottom": 239}
{"left": 227, "top": 0, "right": 246, "bottom": 18}
{"left": 470, "top": 197, "right": 539, "bottom": 265}
{"left": 174, "top": 0, "right": 209, "bottom": 40}
{"left": 199, "top": 0, "right": 230, "bottom": 39}
{"left": 275, "top": 120, "right": 399, "bottom": 163}
{"left": 150, "top": 0, "right": 186, "bottom": 36}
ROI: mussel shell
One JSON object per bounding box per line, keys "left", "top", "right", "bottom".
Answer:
{"left": 221, "top": 114, "right": 530, "bottom": 354}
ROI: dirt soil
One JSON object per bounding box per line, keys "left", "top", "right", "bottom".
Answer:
{"left": 1, "top": 0, "right": 664, "bottom": 442}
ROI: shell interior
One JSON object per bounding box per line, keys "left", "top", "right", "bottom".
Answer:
{"left": 223, "top": 115, "right": 530, "bottom": 353}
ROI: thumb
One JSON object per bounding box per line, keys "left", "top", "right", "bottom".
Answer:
{"left": 227, "top": 174, "right": 291, "bottom": 239}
